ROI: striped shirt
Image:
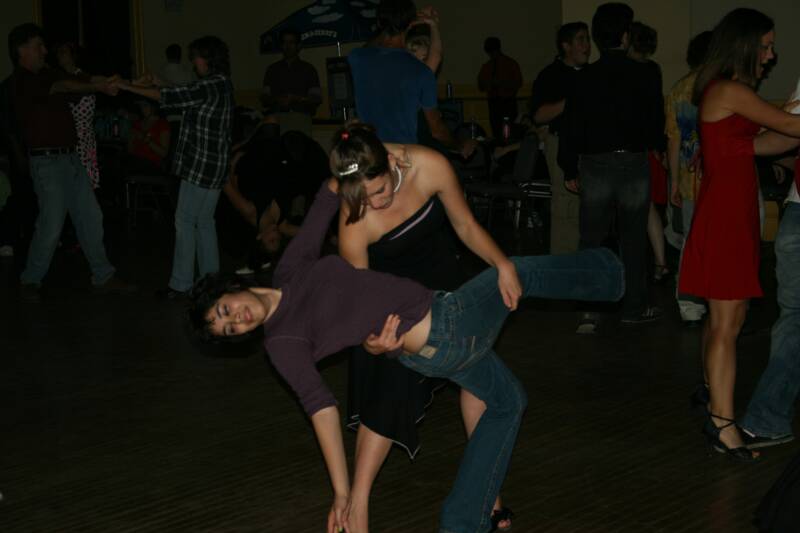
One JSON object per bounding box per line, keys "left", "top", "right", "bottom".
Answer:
{"left": 160, "top": 74, "right": 234, "bottom": 189}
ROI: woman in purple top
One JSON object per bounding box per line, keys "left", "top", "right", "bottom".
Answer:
{"left": 189, "top": 134, "right": 624, "bottom": 533}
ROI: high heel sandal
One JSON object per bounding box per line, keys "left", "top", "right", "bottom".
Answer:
{"left": 490, "top": 507, "right": 514, "bottom": 532}
{"left": 689, "top": 383, "right": 710, "bottom": 414}
{"left": 703, "top": 413, "right": 759, "bottom": 462}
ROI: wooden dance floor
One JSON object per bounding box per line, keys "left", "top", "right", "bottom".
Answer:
{"left": 1, "top": 220, "right": 797, "bottom": 532}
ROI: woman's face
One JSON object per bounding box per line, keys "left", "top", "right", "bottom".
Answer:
{"left": 757, "top": 30, "right": 775, "bottom": 79}
{"left": 361, "top": 171, "right": 397, "bottom": 210}
{"left": 56, "top": 45, "right": 75, "bottom": 71}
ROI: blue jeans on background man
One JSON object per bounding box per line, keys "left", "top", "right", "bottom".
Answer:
{"left": 400, "top": 249, "right": 625, "bottom": 533}
{"left": 579, "top": 152, "right": 650, "bottom": 319}
{"left": 169, "top": 180, "right": 221, "bottom": 292}
{"left": 740, "top": 202, "right": 800, "bottom": 439}
{"left": 21, "top": 153, "right": 114, "bottom": 286}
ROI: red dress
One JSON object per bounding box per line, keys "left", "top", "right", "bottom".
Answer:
{"left": 679, "top": 112, "right": 762, "bottom": 299}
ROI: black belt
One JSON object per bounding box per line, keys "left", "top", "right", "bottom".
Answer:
{"left": 29, "top": 146, "right": 75, "bottom": 157}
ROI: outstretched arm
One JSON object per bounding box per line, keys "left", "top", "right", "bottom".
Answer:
{"left": 416, "top": 147, "right": 522, "bottom": 309}
{"left": 311, "top": 406, "right": 351, "bottom": 533}
{"left": 273, "top": 179, "right": 339, "bottom": 285}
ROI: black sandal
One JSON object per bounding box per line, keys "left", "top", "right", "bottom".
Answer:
{"left": 490, "top": 507, "right": 514, "bottom": 532}
{"left": 703, "top": 413, "right": 759, "bottom": 463}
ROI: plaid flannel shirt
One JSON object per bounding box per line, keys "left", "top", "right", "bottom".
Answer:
{"left": 160, "top": 74, "right": 234, "bottom": 189}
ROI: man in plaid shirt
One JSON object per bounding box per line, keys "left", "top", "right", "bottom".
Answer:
{"left": 119, "top": 35, "right": 234, "bottom": 297}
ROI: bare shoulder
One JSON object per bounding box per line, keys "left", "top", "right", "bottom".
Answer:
{"left": 701, "top": 80, "right": 754, "bottom": 120}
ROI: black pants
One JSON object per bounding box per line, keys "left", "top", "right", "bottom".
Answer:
{"left": 579, "top": 151, "right": 650, "bottom": 317}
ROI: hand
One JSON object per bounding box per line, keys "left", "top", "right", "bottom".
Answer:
{"left": 96, "top": 79, "right": 119, "bottom": 96}
{"left": 783, "top": 99, "right": 800, "bottom": 114}
{"left": 773, "top": 163, "right": 787, "bottom": 184}
{"left": 459, "top": 139, "right": 479, "bottom": 159}
{"left": 327, "top": 177, "right": 339, "bottom": 194}
{"left": 133, "top": 72, "right": 155, "bottom": 87}
{"left": 670, "top": 183, "right": 682, "bottom": 208}
{"left": 327, "top": 494, "right": 350, "bottom": 533}
{"left": 412, "top": 6, "right": 440, "bottom": 26}
{"left": 564, "top": 178, "right": 579, "bottom": 193}
{"left": 497, "top": 260, "right": 522, "bottom": 310}
{"left": 363, "top": 314, "right": 406, "bottom": 355}
{"left": 385, "top": 143, "right": 412, "bottom": 169}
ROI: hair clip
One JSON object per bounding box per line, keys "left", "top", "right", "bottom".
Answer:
{"left": 341, "top": 131, "right": 349, "bottom": 140}
{"left": 338, "top": 163, "right": 359, "bottom": 176}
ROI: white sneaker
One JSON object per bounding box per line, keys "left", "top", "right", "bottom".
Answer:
{"left": 0, "top": 245, "right": 13, "bottom": 257}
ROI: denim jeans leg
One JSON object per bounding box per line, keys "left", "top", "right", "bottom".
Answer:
{"left": 65, "top": 154, "right": 115, "bottom": 285}
{"left": 20, "top": 155, "right": 71, "bottom": 285}
{"left": 578, "top": 155, "right": 616, "bottom": 250}
{"left": 676, "top": 199, "right": 706, "bottom": 320}
{"left": 741, "top": 203, "right": 800, "bottom": 438}
{"left": 194, "top": 187, "right": 221, "bottom": 278}
{"left": 169, "top": 180, "right": 199, "bottom": 291}
{"left": 615, "top": 154, "right": 650, "bottom": 318}
{"left": 438, "top": 351, "right": 527, "bottom": 533}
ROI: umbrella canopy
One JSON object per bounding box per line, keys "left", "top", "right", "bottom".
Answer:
{"left": 260, "top": 0, "right": 379, "bottom": 54}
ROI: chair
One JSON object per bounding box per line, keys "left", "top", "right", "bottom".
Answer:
{"left": 124, "top": 162, "right": 175, "bottom": 231}
{"left": 464, "top": 132, "right": 551, "bottom": 232}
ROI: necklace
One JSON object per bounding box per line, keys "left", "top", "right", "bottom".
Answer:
{"left": 393, "top": 167, "right": 404, "bottom": 193}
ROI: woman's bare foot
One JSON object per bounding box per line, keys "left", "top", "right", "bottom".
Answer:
{"left": 346, "top": 497, "right": 369, "bottom": 533}
{"left": 492, "top": 497, "right": 512, "bottom": 530}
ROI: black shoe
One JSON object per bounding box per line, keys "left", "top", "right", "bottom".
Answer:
{"left": 741, "top": 430, "right": 795, "bottom": 449}
{"left": 93, "top": 276, "right": 138, "bottom": 295}
{"left": 156, "top": 287, "right": 187, "bottom": 300}
{"left": 19, "top": 283, "right": 42, "bottom": 303}
{"left": 703, "top": 414, "right": 759, "bottom": 462}
{"left": 682, "top": 318, "right": 703, "bottom": 329}
{"left": 620, "top": 306, "right": 663, "bottom": 325}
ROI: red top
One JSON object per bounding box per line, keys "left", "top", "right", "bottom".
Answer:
{"left": 130, "top": 118, "right": 170, "bottom": 164}
{"left": 679, "top": 109, "right": 762, "bottom": 300}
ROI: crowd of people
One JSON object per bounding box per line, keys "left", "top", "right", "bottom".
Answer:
{"left": 1, "top": 0, "right": 800, "bottom": 531}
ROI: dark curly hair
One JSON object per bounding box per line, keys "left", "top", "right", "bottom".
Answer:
{"left": 188, "top": 35, "right": 231, "bottom": 77}
{"left": 329, "top": 122, "right": 390, "bottom": 224}
{"left": 187, "top": 272, "right": 261, "bottom": 343}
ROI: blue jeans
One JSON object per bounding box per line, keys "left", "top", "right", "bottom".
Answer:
{"left": 676, "top": 199, "right": 706, "bottom": 321}
{"left": 579, "top": 152, "right": 650, "bottom": 317}
{"left": 169, "top": 180, "right": 221, "bottom": 292}
{"left": 21, "top": 153, "right": 114, "bottom": 286}
{"left": 740, "top": 202, "right": 800, "bottom": 438}
{"left": 399, "top": 249, "right": 624, "bottom": 533}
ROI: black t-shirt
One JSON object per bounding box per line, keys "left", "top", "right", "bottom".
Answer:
{"left": 530, "top": 58, "right": 584, "bottom": 136}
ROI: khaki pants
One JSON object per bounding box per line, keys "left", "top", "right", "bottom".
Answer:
{"left": 545, "top": 132, "right": 580, "bottom": 254}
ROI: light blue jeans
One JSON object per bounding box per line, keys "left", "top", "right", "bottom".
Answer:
{"left": 676, "top": 199, "right": 706, "bottom": 321}
{"left": 21, "top": 153, "right": 114, "bottom": 286}
{"left": 168, "top": 180, "right": 221, "bottom": 292}
{"left": 740, "top": 202, "right": 800, "bottom": 438}
{"left": 399, "top": 249, "right": 625, "bottom": 533}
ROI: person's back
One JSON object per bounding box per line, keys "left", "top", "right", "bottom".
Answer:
{"left": 349, "top": 46, "right": 437, "bottom": 143}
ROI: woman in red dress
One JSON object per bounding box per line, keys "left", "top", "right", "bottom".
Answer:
{"left": 681, "top": 8, "right": 800, "bottom": 461}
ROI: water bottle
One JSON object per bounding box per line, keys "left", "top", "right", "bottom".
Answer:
{"left": 502, "top": 116, "right": 511, "bottom": 143}
{"left": 470, "top": 117, "right": 477, "bottom": 139}
{"left": 446, "top": 80, "right": 453, "bottom": 99}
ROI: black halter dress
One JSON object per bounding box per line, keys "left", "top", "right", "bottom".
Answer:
{"left": 346, "top": 195, "right": 466, "bottom": 457}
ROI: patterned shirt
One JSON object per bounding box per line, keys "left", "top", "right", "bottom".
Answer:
{"left": 160, "top": 74, "right": 234, "bottom": 189}
{"left": 665, "top": 72, "right": 701, "bottom": 201}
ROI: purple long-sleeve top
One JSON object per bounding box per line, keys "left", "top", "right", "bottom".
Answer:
{"left": 265, "top": 184, "right": 434, "bottom": 417}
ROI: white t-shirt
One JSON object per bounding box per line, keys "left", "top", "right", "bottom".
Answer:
{"left": 788, "top": 180, "right": 799, "bottom": 204}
